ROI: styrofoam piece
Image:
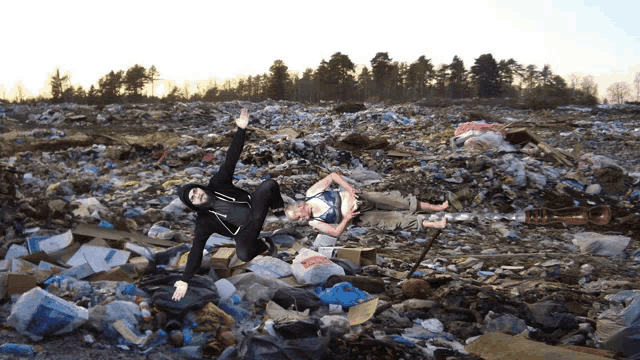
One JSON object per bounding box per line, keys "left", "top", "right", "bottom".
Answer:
{"left": 7, "top": 287, "right": 89, "bottom": 341}
{"left": 66, "top": 245, "right": 130, "bottom": 268}
{"left": 26, "top": 230, "right": 73, "bottom": 254}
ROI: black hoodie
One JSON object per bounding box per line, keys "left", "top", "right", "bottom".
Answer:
{"left": 177, "top": 127, "right": 255, "bottom": 283}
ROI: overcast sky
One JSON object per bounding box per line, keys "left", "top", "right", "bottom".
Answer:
{"left": 2, "top": 0, "right": 639, "bottom": 100}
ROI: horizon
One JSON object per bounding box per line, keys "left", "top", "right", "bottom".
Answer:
{"left": 2, "top": 0, "right": 639, "bottom": 102}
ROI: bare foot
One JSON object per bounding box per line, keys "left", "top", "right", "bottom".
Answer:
{"left": 420, "top": 200, "right": 449, "bottom": 211}
{"left": 423, "top": 218, "right": 446, "bottom": 228}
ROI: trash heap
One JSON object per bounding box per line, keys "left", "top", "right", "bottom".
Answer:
{"left": 0, "top": 100, "right": 639, "bottom": 359}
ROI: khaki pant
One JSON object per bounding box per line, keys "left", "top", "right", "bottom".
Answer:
{"left": 355, "top": 191, "right": 426, "bottom": 232}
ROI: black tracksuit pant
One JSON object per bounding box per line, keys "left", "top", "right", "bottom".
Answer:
{"left": 235, "top": 178, "right": 284, "bottom": 261}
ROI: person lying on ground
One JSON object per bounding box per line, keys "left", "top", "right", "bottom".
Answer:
{"left": 284, "top": 172, "right": 448, "bottom": 237}
{"left": 172, "top": 108, "right": 285, "bottom": 301}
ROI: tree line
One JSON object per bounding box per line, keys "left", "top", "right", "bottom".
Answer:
{"left": 4, "top": 52, "right": 640, "bottom": 106}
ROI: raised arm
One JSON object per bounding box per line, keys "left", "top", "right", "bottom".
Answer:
{"left": 209, "top": 109, "right": 249, "bottom": 185}
{"left": 306, "top": 172, "right": 359, "bottom": 198}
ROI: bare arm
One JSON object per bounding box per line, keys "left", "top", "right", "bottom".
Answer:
{"left": 306, "top": 172, "right": 358, "bottom": 197}
{"left": 309, "top": 208, "right": 360, "bottom": 237}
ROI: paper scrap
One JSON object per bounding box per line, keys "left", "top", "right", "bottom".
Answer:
{"left": 347, "top": 297, "right": 379, "bottom": 326}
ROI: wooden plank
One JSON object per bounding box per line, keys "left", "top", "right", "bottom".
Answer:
{"left": 72, "top": 223, "right": 178, "bottom": 247}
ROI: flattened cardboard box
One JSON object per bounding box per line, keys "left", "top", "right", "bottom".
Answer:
{"left": 0, "top": 273, "right": 7, "bottom": 299}
{"left": 319, "top": 247, "right": 377, "bottom": 266}
{"left": 211, "top": 248, "right": 237, "bottom": 267}
{"left": 7, "top": 273, "right": 38, "bottom": 295}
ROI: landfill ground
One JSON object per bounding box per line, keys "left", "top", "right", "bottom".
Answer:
{"left": 1, "top": 100, "right": 640, "bottom": 360}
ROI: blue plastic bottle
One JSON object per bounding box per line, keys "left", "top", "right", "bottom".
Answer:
{"left": 218, "top": 298, "right": 250, "bottom": 323}
{"left": 0, "top": 344, "right": 36, "bottom": 356}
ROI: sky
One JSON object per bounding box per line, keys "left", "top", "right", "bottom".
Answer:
{"left": 2, "top": 0, "right": 639, "bottom": 101}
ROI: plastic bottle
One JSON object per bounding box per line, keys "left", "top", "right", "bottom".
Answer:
{"left": 218, "top": 298, "right": 250, "bottom": 323}
{"left": 525, "top": 205, "right": 611, "bottom": 225}
{"left": 0, "top": 344, "right": 36, "bottom": 356}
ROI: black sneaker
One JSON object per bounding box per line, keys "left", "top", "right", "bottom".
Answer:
{"left": 261, "top": 236, "right": 278, "bottom": 257}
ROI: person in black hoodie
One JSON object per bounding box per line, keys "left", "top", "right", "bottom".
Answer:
{"left": 172, "top": 108, "right": 285, "bottom": 301}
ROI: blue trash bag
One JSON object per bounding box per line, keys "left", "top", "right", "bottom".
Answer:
{"left": 315, "top": 282, "right": 371, "bottom": 308}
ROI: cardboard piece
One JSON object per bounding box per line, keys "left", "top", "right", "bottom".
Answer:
{"left": 128, "top": 256, "right": 150, "bottom": 273}
{"left": 0, "top": 273, "right": 7, "bottom": 299}
{"left": 7, "top": 273, "right": 38, "bottom": 295}
{"left": 89, "top": 267, "right": 135, "bottom": 283}
{"left": 21, "top": 251, "right": 59, "bottom": 266}
{"left": 66, "top": 245, "right": 130, "bottom": 268}
{"left": 87, "top": 238, "right": 109, "bottom": 247}
{"left": 26, "top": 230, "right": 73, "bottom": 254}
{"left": 387, "top": 150, "right": 413, "bottom": 157}
{"left": 347, "top": 297, "right": 379, "bottom": 326}
{"left": 320, "top": 247, "right": 377, "bottom": 266}
{"left": 72, "top": 223, "right": 177, "bottom": 247}
{"left": 505, "top": 128, "right": 576, "bottom": 167}
{"left": 465, "top": 333, "right": 613, "bottom": 360}
{"left": 558, "top": 345, "right": 616, "bottom": 358}
{"left": 337, "top": 247, "right": 376, "bottom": 265}
{"left": 211, "top": 248, "right": 237, "bottom": 267}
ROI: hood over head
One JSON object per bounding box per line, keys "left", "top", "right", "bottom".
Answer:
{"left": 178, "top": 183, "right": 213, "bottom": 211}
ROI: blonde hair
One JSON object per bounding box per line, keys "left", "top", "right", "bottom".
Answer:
{"left": 284, "top": 203, "right": 298, "bottom": 220}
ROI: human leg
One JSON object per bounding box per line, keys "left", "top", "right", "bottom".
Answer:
{"left": 360, "top": 190, "right": 447, "bottom": 212}
{"left": 360, "top": 191, "right": 418, "bottom": 213}
{"left": 235, "top": 179, "right": 282, "bottom": 261}
{"left": 357, "top": 211, "right": 446, "bottom": 231}
{"left": 419, "top": 200, "right": 449, "bottom": 211}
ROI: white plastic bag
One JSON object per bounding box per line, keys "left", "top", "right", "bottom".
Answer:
{"left": 292, "top": 248, "right": 345, "bottom": 285}
{"left": 572, "top": 232, "right": 630, "bottom": 257}
{"left": 247, "top": 256, "right": 293, "bottom": 279}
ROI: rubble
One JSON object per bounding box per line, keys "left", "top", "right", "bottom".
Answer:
{"left": 0, "top": 100, "right": 639, "bottom": 359}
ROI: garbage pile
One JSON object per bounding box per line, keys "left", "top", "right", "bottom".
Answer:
{"left": 1, "top": 100, "right": 639, "bottom": 359}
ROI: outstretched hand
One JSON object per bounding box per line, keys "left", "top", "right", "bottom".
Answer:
{"left": 236, "top": 108, "right": 249, "bottom": 129}
{"left": 172, "top": 280, "right": 188, "bottom": 301}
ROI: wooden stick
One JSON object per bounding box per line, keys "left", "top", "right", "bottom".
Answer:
{"left": 407, "top": 229, "right": 442, "bottom": 279}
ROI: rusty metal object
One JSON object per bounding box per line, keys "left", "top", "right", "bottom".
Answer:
{"left": 525, "top": 206, "right": 611, "bottom": 225}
